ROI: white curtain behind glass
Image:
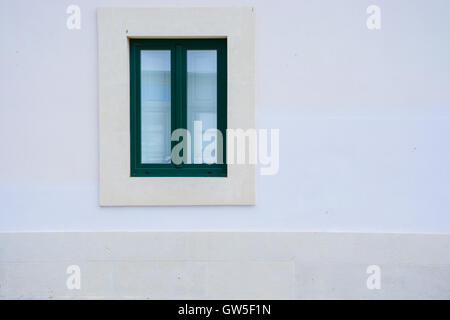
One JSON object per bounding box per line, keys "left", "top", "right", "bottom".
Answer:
{"left": 187, "top": 50, "right": 218, "bottom": 164}
{"left": 140, "top": 50, "right": 171, "bottom": 164}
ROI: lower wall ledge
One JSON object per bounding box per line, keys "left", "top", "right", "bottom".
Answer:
{"left": 0, "top": 232, "right": 449, "bottom": 299}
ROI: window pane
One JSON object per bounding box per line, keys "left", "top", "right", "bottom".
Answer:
{"left": 141, "top": 50, "right": 171, "bottom": 164}
{"left": 187, "top": 50, "right": 217, "bottom": 164}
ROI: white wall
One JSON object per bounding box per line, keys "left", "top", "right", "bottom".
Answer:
{"left": 1, "top": 0, "right": 450, "bottom": 232}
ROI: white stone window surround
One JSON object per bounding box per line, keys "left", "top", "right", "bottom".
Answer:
{"left": 98, "top": 7, "right": 256, "bottom": 206}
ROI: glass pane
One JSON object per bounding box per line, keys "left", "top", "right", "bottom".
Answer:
{"left": 187, "top": 50, "right": 217, "bottom": 164}
{"left": 141, "top": 50, "right": 171, "bottom": 164}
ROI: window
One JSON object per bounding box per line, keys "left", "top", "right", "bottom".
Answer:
{"left": 98, "top": 7, "right": 255, "bottom": 205}
{"left": 130, "top": 39, "right": 227, "bottom": 177}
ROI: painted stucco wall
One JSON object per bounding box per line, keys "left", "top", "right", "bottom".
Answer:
{"left": 1, "top": 0, "right": 450, "bottom": 233}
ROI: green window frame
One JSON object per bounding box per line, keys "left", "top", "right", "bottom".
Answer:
{"left": 130, "top": 39, "right": 227, "bottom": 177}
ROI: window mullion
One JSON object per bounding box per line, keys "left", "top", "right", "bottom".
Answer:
{"left": 170, "top": 45, "right": 177, "bottom": 167}
{"left": 177, "top": 45, "right": 187, "bottom": 130}
{"left": 174, "top": 44, "right": 187, "bottom": 166}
